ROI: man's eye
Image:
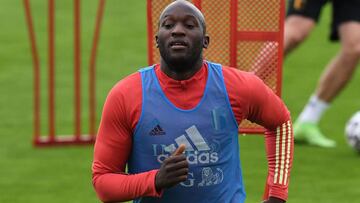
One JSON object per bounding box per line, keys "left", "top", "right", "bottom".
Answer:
{"left": 185, "top": 24, "right": 194, "bottom": 29}
{"left": 163, "top": 24, "right": 174, "bottom": 29}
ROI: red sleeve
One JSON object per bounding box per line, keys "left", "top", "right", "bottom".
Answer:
{"left": 92, "top": 73, "right": 161, "bottom": 202}
{"left": 223, "top": 67, "right": 294, "bottom": 201}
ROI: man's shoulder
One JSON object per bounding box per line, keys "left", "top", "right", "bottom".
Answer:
{"left": 220, "top": 65, "right": 266, "bottom": 97}
{"left": 221, "top": 65, "right": 259, "bottom": 83}
{"left": 111, "top": 71, "right": 142, "bottom": 95}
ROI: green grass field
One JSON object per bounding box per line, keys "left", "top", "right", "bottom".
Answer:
{"left": 1, "top": 1, "right": 359, "bottom": 202}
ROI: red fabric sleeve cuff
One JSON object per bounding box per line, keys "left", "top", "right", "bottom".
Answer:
{"left": 268, "top": 186, "right": 288, "bottom": 201}
{"left": 148, "top": 169, "right": 163, "bottom": 197}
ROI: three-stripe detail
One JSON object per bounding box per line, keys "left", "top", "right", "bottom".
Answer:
{"left": 273, "top": 120, "right": 292, "bottom": 185}
{"left": 164, "top": 125, "right": 210, "bottom": 153}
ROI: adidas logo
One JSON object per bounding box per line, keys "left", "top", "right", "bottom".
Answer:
{"left": 164, "top": 125, "right": 210, "bottom": 152}
{"left": 149, "top": 124, "right": 166, "bottom": 136}
{"left": 155, "top": 125, "right": 219, "bottom": 165}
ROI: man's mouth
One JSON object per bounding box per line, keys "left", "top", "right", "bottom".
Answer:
{"left": 169, "top": 41, "right": 188, "bottom": 49}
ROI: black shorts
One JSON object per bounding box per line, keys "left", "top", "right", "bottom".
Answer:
{"left": 287, "top": 0, "right": 360, "bottom": 41}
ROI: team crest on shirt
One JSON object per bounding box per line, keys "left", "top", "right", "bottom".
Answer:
{"left": 198, "top": 167, "right": 224, "bottom": 187}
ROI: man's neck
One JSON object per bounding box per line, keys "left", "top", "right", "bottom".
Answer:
{"left": 160, "top": 59, "right": 204, "bottom": 81}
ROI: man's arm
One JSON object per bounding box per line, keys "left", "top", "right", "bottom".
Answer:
{"left": 92, "top": 85, "right": 161, "bottom": 202}
{"left": 246, "top": 75, "right": 294, "bottom": 203}
{"left": 223, "top": 68, "right": 293, "bottom": 202}
{"left": 92, "top": 79, "right": 190, "bottom": 202}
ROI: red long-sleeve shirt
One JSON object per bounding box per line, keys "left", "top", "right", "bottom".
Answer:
{"left": 92, "top": 63, "right": 293, "bottom": 202}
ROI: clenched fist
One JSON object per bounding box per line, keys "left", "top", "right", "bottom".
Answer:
{"left": 155, "top": 144, "right": 189, "bottom": 191}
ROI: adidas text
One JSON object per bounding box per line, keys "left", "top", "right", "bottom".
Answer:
{"left": 157, "top": 151, "right": 219, "bottom": 165}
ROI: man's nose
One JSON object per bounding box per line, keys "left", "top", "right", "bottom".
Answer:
{"left": 171, "top": 23, "right": 185, "bottom": 37}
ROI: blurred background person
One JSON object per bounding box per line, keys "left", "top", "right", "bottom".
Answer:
{"left": 284, "top": 0, "right": 360, "bottom": 147}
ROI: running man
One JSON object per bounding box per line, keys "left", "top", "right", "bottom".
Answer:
{"left": 92, "top": 1, "right": 294, "bottom": 202}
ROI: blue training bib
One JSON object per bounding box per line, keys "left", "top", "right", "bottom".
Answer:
{"left": 128, "top": 61, "right": 245, "bottom": 203}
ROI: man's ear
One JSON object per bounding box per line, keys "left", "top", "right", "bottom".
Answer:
{"left": 203, "top": 35, "right": 210, "bottom": 49}
{"left": 155, "top": 35, "right": 159, "bottom": 48}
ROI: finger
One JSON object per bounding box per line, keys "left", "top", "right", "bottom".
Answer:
{"left": 169, "top": 167, "right": 189, "bottom": 178}
{"left": 167, "top": 175, "right": 188, "bottom": 188}
{"left": 172, "top": 144, "right": 186, "bottom": 156}
{"left": 165, "top": 160, "right": 189, "bottom": 171}
{"left": 176, "top": 175, "right": 188, "bottom": 183}
{"left": 165, "top": 154, "right": 187, "bottom": 164}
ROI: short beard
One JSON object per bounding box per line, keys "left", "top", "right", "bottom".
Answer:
{"left": 159, "top": 43, "right": 203, "bottom": 73}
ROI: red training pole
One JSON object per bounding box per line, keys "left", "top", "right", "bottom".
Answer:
{"left": 229, "top": 0, "right": 238, "bottom": 68}
{"left": 74, "top": 0, "right": 81, "bottom": 140}
{"left": 276, "top": 0, "right": 285, "bottom": 97}
{"left": 23, "top": 0, "right": 41, "bottom": 145}
{"left": 48, "top": 0, "right": 56, "bottom": 141}
{"left": 146, "top": 0, "right": 154, "bottom": 65}
{"left": 89, "top": 0, "right": 106, "bottom": 138}
{"left": 192, "top": 0, "right": 201, "bottom": 10}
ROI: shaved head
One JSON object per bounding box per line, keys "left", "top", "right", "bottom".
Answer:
{"left": 156, "top": 0, "right": 210, "bottom": 79}
{"left": 158, "top": 0, "right": 206, "bottom": 34}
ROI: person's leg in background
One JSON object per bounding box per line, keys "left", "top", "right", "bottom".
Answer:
{"left": 284, "top": 0, "right": 327, "bottom": 54}
{"left": 284, "top": 16, "right": 315, "bottom": 55}
{"left": 284, "top": 0, "right": 336, "bottom": 147}
{"left": 292, "top": 0, "right": 360, "bottom": 147}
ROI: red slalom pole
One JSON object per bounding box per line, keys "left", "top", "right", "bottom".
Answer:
{"left": 48, "top": 0, "right": 56, "bottom": 142}
{"left": 277, "top": 0, "right": 285, "bottom": 97}
{"left": 146, "top": 0, "right": 153, "bottom": 65}
{"left": 23, "top": 0, "right": 41, "bottom": 145}
{"left": 229, "top": 0, "right": 238, "bottom": 68}
{"left": 89, "top": 0, "right": 106, "bottom": 138}
{"left": 74, "top": 0, "right": 81, "bottom": 140}
{"left": 192, "top": 0, "right": 201, "bottom": 10}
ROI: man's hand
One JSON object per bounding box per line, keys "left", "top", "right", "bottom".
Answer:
{"left": 155, "top": 144, "right": 189, "bottom": 191}
{"left": 263, "top": 197, "right": 286, "bottom": 203}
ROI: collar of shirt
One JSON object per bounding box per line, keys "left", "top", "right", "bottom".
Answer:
{"left": 154, "top": 62, "right": 208, "bottom": 90}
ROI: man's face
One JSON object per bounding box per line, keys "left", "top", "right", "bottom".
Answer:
{"left": 156, "top": 2, "right": 209, "bottom": 72}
